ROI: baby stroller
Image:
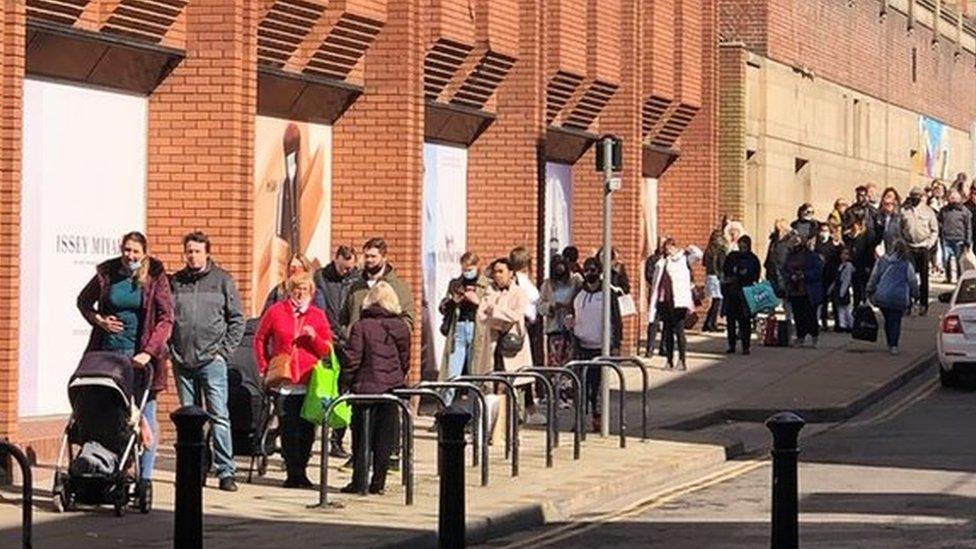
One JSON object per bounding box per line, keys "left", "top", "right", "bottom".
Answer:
{"left": 51, "top": 351, "right": 153, "bottom": 517}
{"left": 228, "top": 318, "right": 278, "bottom": 482}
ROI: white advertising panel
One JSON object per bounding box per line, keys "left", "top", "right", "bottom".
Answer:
{"left": 544, "top": 163, "right": 573, "bottom": 276}
{"left": 422, "top": 143, "right": 468, "bottom": 372}
{"left": 20, "top": 79, "right": 148, "bottom": 417}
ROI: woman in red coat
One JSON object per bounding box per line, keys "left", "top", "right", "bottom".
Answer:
{"left": 255, "top": 272, "right": 333, "bottom": 488}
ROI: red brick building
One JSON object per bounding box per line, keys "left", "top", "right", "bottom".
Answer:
{"left": 0, "top": 0, "right": 714, "bottom": 459}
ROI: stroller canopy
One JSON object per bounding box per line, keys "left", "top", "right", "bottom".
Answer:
{"left": 69, "top": 351, "right": 134, "bottom": 406}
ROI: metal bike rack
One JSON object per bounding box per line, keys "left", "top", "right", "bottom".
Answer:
{"left": 492, "top": 372, "right": 556, "bottom": 468}
{"left": 312, "top": 394, "right": 414, "bottom": 508}
{"left": 416, "top": 381, "right": 490, "bottom": 486}
{"left": 391, "top": 389, "right": 447, "bottom": 478}
{"left": 453, "top": 375, "right": 520, "bottom": 477}
{"left": 565, "top": 360, "right": 627, "bottom": 448}
{"left": 598, "top": 356, "right": 651, "bottom": 441}
{"left": 0, "top": 441, "right": 32, "bottom": 549}
{"left": 520, "top": 367, "right": 583, "bottom": 460}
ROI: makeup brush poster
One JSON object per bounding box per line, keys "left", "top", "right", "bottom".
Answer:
{"left": 253, "top": 116, "right": 333, "bottom": 315}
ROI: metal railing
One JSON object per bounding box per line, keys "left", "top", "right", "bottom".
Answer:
{"left": 597, "top": 356, "right": 651, "bottom": 440}
{"left": 416, "top": 381, "right": 489, "bottom": 486}
{"left": 565, "top": 360, "right": 627, "bottom": 448}
{"left": 492, "top": 372, "right": 556, "bottom": 468}
{"left": 0, "top": 441, "right": 32, "bottom": 549}
{"left": 453, "top": 375, "right": 520, "bottom": 477}
{"left": 520, "top": 366, "right": 583, "bottom": 460}
{"left": 311, "top": 394, "right": 414, "bottom": 507}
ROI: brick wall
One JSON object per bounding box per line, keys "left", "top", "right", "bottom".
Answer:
{"left": 468, "top": 0, "right": 543, "bottom": 265}
{"left": 148, "top": 0, "right": 260, "bottom": 437}
{"left": 660, "top": 0, "right": 720, "bottom": 248}
{"left": 0, "top": 1, "right": 25, "bottom": 442}
{"left": 332, "top": 0, "right": 425, "bottom": 384}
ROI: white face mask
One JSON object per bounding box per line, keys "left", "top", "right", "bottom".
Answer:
{"left": 128, "top": 260, "right": 141, "bottom": 272}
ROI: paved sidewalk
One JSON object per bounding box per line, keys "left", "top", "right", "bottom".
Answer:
{"left": 0, "top": 289, "right": 944, "bottom": 547}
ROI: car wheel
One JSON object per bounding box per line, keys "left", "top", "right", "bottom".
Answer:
{"left": 940, "top": 367, "right": 957, "bottom": 388}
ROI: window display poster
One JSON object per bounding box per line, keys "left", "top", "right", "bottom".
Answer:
{"left": 19, "top": 79, "right": 148, "bottom": 416}
{"left": 253, "top": 116, "right": 332, "bottom": 315}
{"left": 422, "top": 143, "right": 468, "bottom": 373}
{"left": 544, "top": 162, "right": 573, "bottom": 276}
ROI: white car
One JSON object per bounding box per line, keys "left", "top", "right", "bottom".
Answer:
{"left": 937, "top": 271, "right": 976, "bottom": 387}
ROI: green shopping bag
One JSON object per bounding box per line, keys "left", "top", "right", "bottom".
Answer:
{"left": 301, "top": 351, "right": 351, "bottom": 429}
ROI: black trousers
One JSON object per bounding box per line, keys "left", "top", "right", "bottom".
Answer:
{"left": 661, "top": 305, "right": 688, "bottom": 363}
{"left": 789, "top": 297, "right": 819, "bottom": 339}
{"left": 909, "top": 247, "right": 930, "bottom": 308}
{"left": 726, "top": 306, "right": 752, "bottom": 351}
{"left": 575, "top": 347, "right": 603, "bottom": 415}
{"left": 853, "top": 266, "right": 870, "bottom": 307}
{"left": 704, "top": 298, "right": 723, "bottom": 330}
{"left": 279, "top": 394, "right": 315, "bottom": 476}
{"left": 645, "top": 310, "right": 661, "bottom": 356}
{"left": 350, "top": 402, "right": 400, "bottom": 491}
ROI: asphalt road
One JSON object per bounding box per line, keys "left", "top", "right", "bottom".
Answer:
{"left": 481, "top": 371, "right": 976, "bottom": 548}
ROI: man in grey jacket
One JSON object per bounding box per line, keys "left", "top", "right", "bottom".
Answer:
{"left": 901, "top": 186, "right": 940, "bottom": 315}
{"left": 170, "top": 231, "right": 246, "bottom": 491}
{"left": 938, "top": 190, "right": 972, "bottom": 284}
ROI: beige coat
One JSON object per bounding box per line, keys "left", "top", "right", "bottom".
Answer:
{"left": 471, "top": 283, "right": 532, "bottom": 378}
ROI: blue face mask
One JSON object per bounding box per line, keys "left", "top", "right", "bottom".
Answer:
{"left": 128, "top": 260, "right": 141, "bottom": 272}
{"left": 463, "top": 269, "right": 478, "bottom": 280}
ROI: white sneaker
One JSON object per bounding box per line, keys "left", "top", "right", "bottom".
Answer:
{"left": 525, "top": 412, "right": 547, "bottom": 425}
{"left": 889, "top": 346, "right": 899, "bottom": 355}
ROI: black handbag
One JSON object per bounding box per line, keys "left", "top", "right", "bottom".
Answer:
{"left": 498, "top": 329, "right": 525, "bottom": 358}
{"left": 852, "top": 305, "right": 878, "bottom": 342}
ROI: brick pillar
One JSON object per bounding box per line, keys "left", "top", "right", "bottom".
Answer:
{"left": 598, "top": 0, "right": 643, "bottom": 355}
{"left": 660, "top": 0, "right": 718, "bottom": 247}
{"left": 148, "top": 0, "right": 259, "bottom": 437}
{"left": 468, "top": 0, "right": 544, "bottom": 263}
{"left": 0, "top": 1, "right": 25, "bottom": 442}
{"left": 332, "top": 0, "right": 425, "bottom": 383}
{"left": 719, "top": 42, "right": 747, "bottom": 221}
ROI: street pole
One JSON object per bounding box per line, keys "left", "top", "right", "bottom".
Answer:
{"left": 171, "top": 406, "right": 208, "bottom": 549}
{"left": 601, "top": 137, "right": 613, "bottom": 438}
{"left": 766, "top": 411, "right": 805, "bottom": 549}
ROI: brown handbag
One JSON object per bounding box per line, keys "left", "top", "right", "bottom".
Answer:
{"left": 265, "top": 354, "right": 293, "bottom": 388}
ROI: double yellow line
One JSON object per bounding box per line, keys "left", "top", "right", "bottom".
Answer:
{"left": 500, "top": 459, "right": 769, "bottom": 548}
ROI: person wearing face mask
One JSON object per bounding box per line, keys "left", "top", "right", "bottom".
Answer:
{"left": 539, "top": 254, "right": 582, "bottom": 371}
{"left": 170, "top": 231, "right": 246, "bottom": 492}
{"left": 77, "top": 231, "right": 173, "bottom": 493}
{"left": 263, "top": 252, "right": 324, "bottom": 314}
{"left": 901, "top": 186, "right": 939, "bottom": 316}
{"left": 571, "top": 257, "right": 623, "bottom": 430}
{"left": 648, "top": 239, "right": 702, "bottom": 370}
{"left": 814, "top": 223, "right": 841, "bottom": 331}
{"left": 438, "top": 252, "right": 490, "bottom": 406}
{"left": 937, "top": 190, "right": 971, "bottom": 284}
{"left": 254, "top": 272, "right": 333, "bottom": 488}
{"left": 722, "top": 235, "right": 761, "bottom": 354}
{"left": 782, "top": 233, "right": 824, "bottom": 348}
{"left": 790, "top": 203, "right": 820, "bottom": 245}
{"left": 342, "top": 238, "right": 416, "bottom": 333}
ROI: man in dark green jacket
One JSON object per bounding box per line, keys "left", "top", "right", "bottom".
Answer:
{"left": 170, "top": 231, "right": 245, "bottom": 492}
{"left": 341, "top": 238, "right": 416, "bottom": 334}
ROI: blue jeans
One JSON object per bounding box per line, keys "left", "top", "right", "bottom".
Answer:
{"left": 880, "top": 307, "right": 904, "bottom": 348}
{"left": 943, "top": 239, "right": 965, "bottom": 280}
{"left": 175, "top": 357, "right": 236, "bottom": 479}
{"left": 443, "top": 321, "right": 476, "bottom": 405}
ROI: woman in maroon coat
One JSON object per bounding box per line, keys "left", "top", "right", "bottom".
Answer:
{"left": 340, "top": 281, "right": 411, "bottom": 495}
{"left": 77, "top": 231, "right": 174, "bottom": 486}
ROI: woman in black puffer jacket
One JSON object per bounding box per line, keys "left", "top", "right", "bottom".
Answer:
{"left": 340, "top": 281, "right": 411, "bottom": 496}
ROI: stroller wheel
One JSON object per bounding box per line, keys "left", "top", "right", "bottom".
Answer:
{"left": 52, "top": 471, "right": 73, "bottom": 513}
{"left": 136, "top": 480, "right": 153, "bottom": 514}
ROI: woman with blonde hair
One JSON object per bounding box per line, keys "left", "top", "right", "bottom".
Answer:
{"left": 254, "top": 271, "right": 334, "bottom": 488}
{"left": 262, "top": 252, "right": 324, "bottom": 313}
{"left": 340, "top": 281, "right": 411, "bottom": 495}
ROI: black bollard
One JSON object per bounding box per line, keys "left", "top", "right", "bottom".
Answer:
{"left": 0, "top": 441, "right": 32, "bottom": 549}
{"left": 437, "top": 404, "right": 472, "bottom": 549}
{"left": 172, "top": 406, "right": 209, "bottom": 549}
{"left": 765, "top": 411, "right": 805, "bottom": 549}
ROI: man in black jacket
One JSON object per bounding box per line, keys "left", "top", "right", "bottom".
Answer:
{"left": 938, "top": 190, "right": 972, "bottom": 283}
{"left": 723, "top": 235, "right": 761, "bottom": 354}
{"left": 313, "top": 245, "right": 360, "bottom": 458}
{"left": 170, "top": 231, "right": 245, "bottom": 492}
